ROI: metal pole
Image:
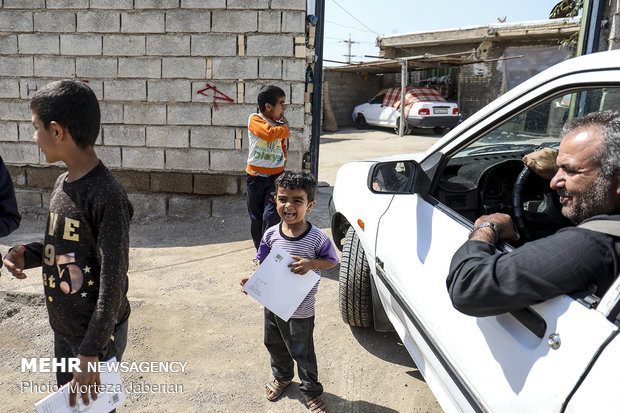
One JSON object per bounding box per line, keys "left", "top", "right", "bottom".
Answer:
{"left": 310, "top": 0, "right": 325, "bottom": 179}
{"left": 399, "top": 59, "right": 407, "bottom": 137}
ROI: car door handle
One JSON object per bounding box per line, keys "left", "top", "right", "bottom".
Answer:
{"left": 510, "top": 308, "right": 547, "bottom": 339}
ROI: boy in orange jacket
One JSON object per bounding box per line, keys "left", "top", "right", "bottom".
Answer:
{"left": 246, "top": 85, "right": 290, "bottom": 249}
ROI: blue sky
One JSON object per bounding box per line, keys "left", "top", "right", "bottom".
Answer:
{"left": 321, "top": 0, "right": 568, "bottom": 65}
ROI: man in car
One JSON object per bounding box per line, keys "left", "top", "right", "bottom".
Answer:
{"left": 446, "top": 110, "right": 620, "bottom": 317}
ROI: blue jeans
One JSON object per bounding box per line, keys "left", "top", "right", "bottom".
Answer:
{"left": 264, "top": 308, "right": 323, "bottom": 398}
{"left": 246, "top": 173, "right": 281, "bottom": 249}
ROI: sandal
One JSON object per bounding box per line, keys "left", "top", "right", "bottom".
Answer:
{"left": 305, "top": 396, "right": 327, "bottom": 413}
{"left": 265, "top": 378, "right": 291, "bottom": 401}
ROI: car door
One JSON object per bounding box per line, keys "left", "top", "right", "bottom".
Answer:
{"left": 362, "top": 94, "right": 387, "bottom": 126}
{"left": 373, "top": 72, "right": 620, "bottom": 411}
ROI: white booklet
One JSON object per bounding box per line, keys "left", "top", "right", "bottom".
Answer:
{"left": 34, "top": 357, "right": 125, "bottom": 413}
{"left": 244, "top": 246, "right": 320, "bottom": 321}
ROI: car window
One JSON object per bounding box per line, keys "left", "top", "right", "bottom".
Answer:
{"left": 370, "top": 94, "right": 385, "bottom": 105}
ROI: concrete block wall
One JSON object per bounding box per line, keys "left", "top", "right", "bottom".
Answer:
{"left": 0, "top": 1, "right": 310, "bottom": 218}
{"left": 323, "top": 70, "right": 382, "bottom": 128}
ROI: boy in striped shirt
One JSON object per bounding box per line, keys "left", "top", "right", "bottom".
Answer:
{"left": 241, "top": 171, "right": 339, "bottom": 413}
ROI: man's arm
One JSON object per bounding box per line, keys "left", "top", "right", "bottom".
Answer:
{"left": 0, "top": 157, "right": 20, "bottom": 238}
{"left": 522, "top": 147, "right": 558, "bottom": 180}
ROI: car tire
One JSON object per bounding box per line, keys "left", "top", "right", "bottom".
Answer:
{"left": 355, "top": 114, "right": 368, "bottom": 129}
{"left": 394, "top": 118, "right": 409, "bottom": 135}
{"left": 339, "top": 227, "right": 373, "bottom": 328}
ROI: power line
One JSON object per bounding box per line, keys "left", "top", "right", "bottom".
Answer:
{"left": 326, "top": 19, "right": 372, "bottom": 33}
{"left": 330, "top": 0, "right": 379, "bottom": 35}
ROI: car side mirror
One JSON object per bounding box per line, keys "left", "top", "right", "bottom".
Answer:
{"left": 368, "top": 160, "right": 430, "bottom": 195}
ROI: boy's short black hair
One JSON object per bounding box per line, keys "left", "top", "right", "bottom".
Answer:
{"left": 275, "top": 171, "right": 317, "bottom": 202}
{"left": 30, "top": 80, "right": 100, "bottom": 149}
{"left": 257, "top": 85, "right": 286, "bottom": 112}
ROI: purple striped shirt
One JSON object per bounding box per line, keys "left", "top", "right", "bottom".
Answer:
{"left": 256, "top": 222, "right": 340, "bottom": 318}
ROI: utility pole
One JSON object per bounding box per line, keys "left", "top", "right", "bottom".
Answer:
{"left": 341, "top": 34, "right": 358, "bottom": 63}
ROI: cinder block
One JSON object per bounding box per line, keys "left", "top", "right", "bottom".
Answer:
{"left": 6, "top": 165, "right": 26, "bottom": 187}
{"left": 136, "top": 0, "right": 179, "bottom": 8}
{"left": 0, "top": 122, "right": 19, "bottom": 142}
{"left": 211, "top": 10, "right": 257, "bottom": 33}
{"left": 46, "top": 0, "right": 88, "bottom": 7}
{"left": 150, "top": 172, "right": 193, "bottom": 193}
{"left": 286, "top": 105, "right": 304, "bottom": 129}
{"left": 191, "top": 34, "right": 236, "bottom": 57}
{"left": 209, "top": 149, "right": 246, "bottom": 171}
{"left": 104, "top": 80, "right": 147, "bottom": 101}
{"left": 0, "top": 34, "right": 18, "bottom": 55}
{"left": 165, "top": 10, "right": 211, "bottom": 33}
{"left": 286, "top": 150, "right": 303, "bottom": 171}
{"left": 103, "top": 35, "right": 145, "bottom": 56}
{"left": 18, "top": 122, "right": 33, "bottom": 141}
{"left": 282, "top": 11, "right": 305, "bottom": 33}
{"left": 146, "top": 35, "right": 190, "bottom": 56}
{"left": 19, "top": 79, "right": 50, "bottom": 100}
{"left": 15, "top": 189, "right": 43, "bottom": 209}
{"left": 228, "top": 0, "right": 268, "bottom": 8}
{"left": 290, "top": 82, "right": 305, "bottom": 104}
{"left": 85, "top": 80, "right": 104, "bottom": 101}
{"left": 258, "top": 11, "right": 280, "bottom": 33}
{"left": 245, "top": 81, "right": 291, "bottom": 105}
{"left": 4, "top": 0, "right": 44, "bottom": 8}
{"left": 148, "top": 80, "right": 191, "bottom": 102}
{"left": 246, "top": 34, "right": 293, "bottom": 57}
{"left": 167, "top": 103, "right": 212, "bottom": 125}
{"left": 0, "top": 101, "right": 31, "bottom": 121}
{"left": 103, "top": 125, "right": 146, "bottom": 146}
{"left": 26, "top": 166, "right": 63, "bottom": 189}
{"left": 112, "top": 170, "right": 150, "bottom": 192}
{"left": 0, "top": 11, "right": 33, "bottom": 32}
{"left": 286, "top": 129, "right": 303, "bottom": 151}
{"left": 0, "top": 80, "right": 20, "bottom": 99}
{"left": 122, "top": 11, "right": 165, "bottom": 33}
{"left": 19, "top": 34, "right": 60, "bottom": 54}
{"left": 0, "top": 142, "right": 40, "bottom": 165}
{"left": 90, "top": 0, "right": 133, "bottom": 8}
{"left": 162, "top": 57, "right": 206, "bottom": 79}
{"left": 122, "top": 147, "right": 165, "bottom": 170}
{"left": 128, "top": 193, "right": 167, "bottom": 218}
{"left": 165, "top": 148, "right": 209, "bottom": 171}
{"left": 34, "top": 57, "right": 76, "bottom": 78}
{"left": 270, "top": 0, "right": 306, "bottom": 10}
{"left": 194, "top": 173, "right": 237, "bottom": 195}
{"left": 146, "top": 126, "right": 190, "bottom": 147}
{"left": 118, "top": 57, "right": 161, "bottom": 79}
{"left": 181, "top": 0, "right": 226, "bottom": 8}
{"left": 96, "top": 146, "right": 122, "bottom": 168}
{"left": 124, "top": 103, "right": 167, "bottom": 125}
{"left": 34, "top": 11, "right": 76, "bottom": 32}
{"left": 77, "top": 11, "right": 120, "bottom": 33}
{"left": 282, "top": 59, "right": 305, "bottom": 81}
{"left": 211, "top": 104, "right": 255, "bottom": 127}
{"left": 192, "top": 81, "right": 236, "bottom": 104}
{"left": 76, "top": 57, "right": 117, "bottom": 78}
{"left": 168, "top": 195, "right": 212, "bottom": 217}
{"left": 211, "top": 57, "right": 257, "bottom": 79}
{"left": 60, "top": 35, "right": 102, "bottom": 55}
{"left": 258, "top": 57, "right": 282, "bottom": 79}
{"left": 190, "top": 126, "right": 235, "bottom": 149}
{"left": 100, "top": 102, "right": 124, "bottom": 124}
{"left": 211, "top": 194, "right": 247, "bottom": 217}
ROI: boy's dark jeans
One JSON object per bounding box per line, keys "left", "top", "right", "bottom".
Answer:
{"left": 54, "top": 320, "right": 129, "bottom": 387}
{"left": 246, "top": 173, "right": 281, "bottom": 249}
{"left": 264, "top": 308, "right": 323, "bottom": 399}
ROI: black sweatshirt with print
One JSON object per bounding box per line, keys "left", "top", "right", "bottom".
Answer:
{"left": 23, "top": 161, "right": 133, "bottom": 356}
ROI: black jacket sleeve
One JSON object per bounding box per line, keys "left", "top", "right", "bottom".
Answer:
{"left": 0, "top": 157, "right": 20, "bottom": 238}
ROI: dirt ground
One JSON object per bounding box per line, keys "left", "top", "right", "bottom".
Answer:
{"left": 0, "top": 128, "right": 444, "bottom": 412}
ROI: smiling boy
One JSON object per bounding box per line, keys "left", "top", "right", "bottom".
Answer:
{"left": 241, "top": 171, "right": 339, "bottom": 413}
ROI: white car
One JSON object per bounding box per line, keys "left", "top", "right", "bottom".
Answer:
{"left": 352, "top": 87, "right": 460, "bottom": 135}
{"left": 330, "top": 50, "right": 620, "bottom": 412}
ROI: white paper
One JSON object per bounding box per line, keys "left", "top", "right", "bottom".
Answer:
{"left": 245, "top": 246, "right": 320, "bottom": 321}
{"left": 34, "top": 358, "right": 125, "bottom": 413}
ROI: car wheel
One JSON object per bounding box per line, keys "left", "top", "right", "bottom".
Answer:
{"left": 394, "top": 118, "right": 409, "bottom": 135}
{"left": 355, "top": 114, "right": 368, "bottom": 129}
{"left": 339, "top": 227, "right": 373, "bottom": 328}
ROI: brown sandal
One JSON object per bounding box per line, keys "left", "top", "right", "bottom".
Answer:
{"left": 265, "top": 378, "right": 291, "bottom": 401}
{"left": 305, "top": 396, "right": 328, "bottom": 413}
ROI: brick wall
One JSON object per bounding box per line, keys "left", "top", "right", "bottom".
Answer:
{"left": 0, "top": 0, "right": 310, "bottom": 217}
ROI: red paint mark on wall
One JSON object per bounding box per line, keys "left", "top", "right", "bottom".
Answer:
{"left": 196, "top": 83, "right": 234, "bottom": 110}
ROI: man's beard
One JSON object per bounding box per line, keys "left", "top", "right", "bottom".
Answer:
{"left": 557, "top": 175, "right": 614, "bottom": 223}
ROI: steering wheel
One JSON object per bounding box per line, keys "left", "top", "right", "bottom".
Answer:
{"left": 512, "top": 166, "right": 567, "bottom": 240}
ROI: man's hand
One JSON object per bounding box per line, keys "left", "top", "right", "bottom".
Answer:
{"left": 289, "top": 256, "right": 312, "bottom": 275}
{"left": 3, "top": 245, "right": 26, "bottom": 279}
{"left": 70, "top": 354, "right": 100, "bottom": 407}
{"left": 471, "top": 213, "right": 520, "bottom": 243}
{"left": 239, "top": 278, "right": 249, "bottom": 295}
{"left": 522, "top": 147, "right": 558, "bottom": 180}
